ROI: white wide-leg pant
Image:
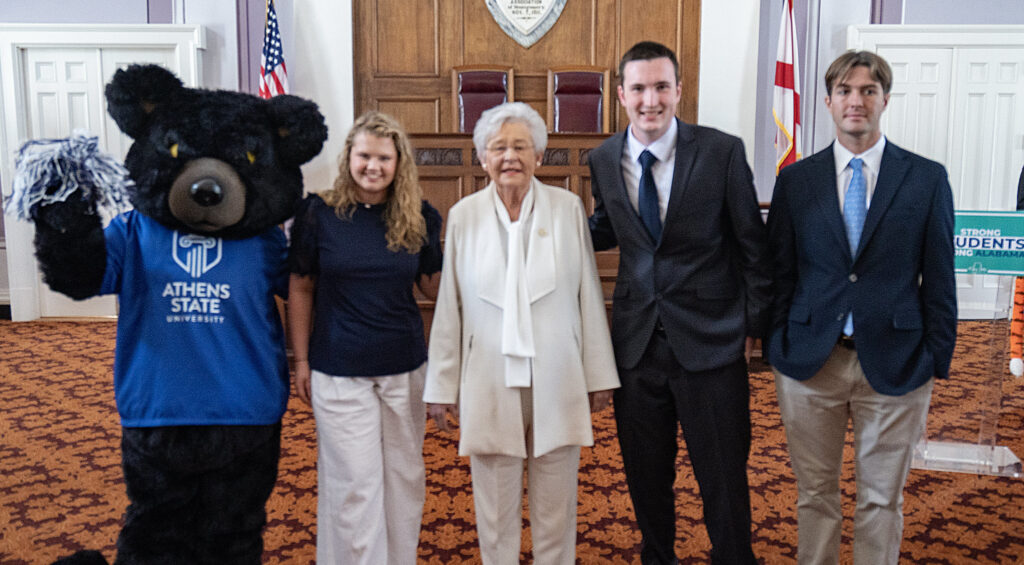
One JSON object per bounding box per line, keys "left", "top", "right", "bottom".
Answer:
{"left": 469, "top": 388, "right": 581, "bottom": 565}
{"left": 312, "top": 364, "right": 427, "bottom": 565}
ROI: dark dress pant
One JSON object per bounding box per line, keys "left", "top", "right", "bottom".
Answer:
{"left": 614, "top": 330, "right": 757, "bottom": 565}
{"left": 116, "top": 424, "right": 282, "bottom": 565}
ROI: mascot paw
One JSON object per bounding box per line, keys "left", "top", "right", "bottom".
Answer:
{"left": 51, "top": 550, "right": 109, "bottom": 565}
{"left": 34, "top": 193, "right": 100, "bottom": 234}
{"left": 11, "top": 132, "right": 131, "bottom": 225}
{"left": 1011, "top": 358, "right": 1023, "bottom": 377}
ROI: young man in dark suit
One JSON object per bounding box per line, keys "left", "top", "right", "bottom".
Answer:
{"left": 589, "top": 40, "right": 770, "bottom": 565}
{"left": 766, "top": 50, "right": 957, "bottom": 564}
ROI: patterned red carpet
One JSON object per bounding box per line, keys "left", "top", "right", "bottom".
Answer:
{"left": 1, "top": 320, "right": 1023, "bottom": 564}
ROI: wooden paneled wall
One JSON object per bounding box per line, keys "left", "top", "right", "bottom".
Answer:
{"left": 411, "top": 133, "right": 609, "bottom": 219}
{"left": 353, "top": 0, "right": 701, "bottom": 133}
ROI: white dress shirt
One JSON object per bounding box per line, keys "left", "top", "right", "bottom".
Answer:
{"left": 833, "top": 135, "right": 886, "bottom": 214}
{"left": 620, "top": 119, "right": 678, "bottom": 223}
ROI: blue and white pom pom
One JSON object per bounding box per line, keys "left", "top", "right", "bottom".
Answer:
{"left": 7, "top": 130, "right": 133, "bottom": 221}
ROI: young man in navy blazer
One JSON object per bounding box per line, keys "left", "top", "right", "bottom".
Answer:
{"left": 766, "top": 51, "right": 957, "bottom": 564}
{"left": 589, "top": 41, "right": 770, "bottom": 564}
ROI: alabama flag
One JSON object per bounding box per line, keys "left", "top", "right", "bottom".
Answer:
{"left": 773, "top": 0, "right": 801, "bottom": 173}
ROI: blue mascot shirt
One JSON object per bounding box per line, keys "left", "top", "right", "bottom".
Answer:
{"left": 99, "top": 211, "right": 289, "bottom": 427}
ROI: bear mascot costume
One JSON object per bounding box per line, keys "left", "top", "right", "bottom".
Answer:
{"left": 10, "top": 64, "right": 327, "bottom": 564}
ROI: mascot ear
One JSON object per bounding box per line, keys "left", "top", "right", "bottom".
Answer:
{"left": 105, "top": 64, "right": 184, "bottom": 139}
{"left": 268, "top": 95, "right": 328, "bottom": 167}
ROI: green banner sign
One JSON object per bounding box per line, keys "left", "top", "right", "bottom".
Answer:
{"left": 955, "top": 210, "right": 1024, "bottom": 275}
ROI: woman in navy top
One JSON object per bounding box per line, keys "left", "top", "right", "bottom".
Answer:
{"left": 287, "top": 111, "right": 442, "bottom": 564}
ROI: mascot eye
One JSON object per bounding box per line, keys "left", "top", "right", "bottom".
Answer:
{"left": 169, "top": 143, "right": 179, "bottom": 158}
{"left": 246, "top": 151, "right": 256, "bottom": 164}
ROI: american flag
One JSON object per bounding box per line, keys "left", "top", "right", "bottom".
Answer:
{"left": 772, "top": 0, "right": 801, "bottom": 174}
{"left": 258, "top": 0, "right": 289, "bottom": 99}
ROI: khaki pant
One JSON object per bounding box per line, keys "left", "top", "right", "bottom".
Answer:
{"left": 775, "top": 345, "right": 933, "bottom": 565}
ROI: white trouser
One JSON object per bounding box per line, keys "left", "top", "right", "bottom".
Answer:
{"left": 775, "top": 345, "right": 933, "bottom": 565}
{"left": 312, "top": 364, "right": 426, "bottom": 565}
{"left": 469, "top": 388, "right": 581, "bottom": 565}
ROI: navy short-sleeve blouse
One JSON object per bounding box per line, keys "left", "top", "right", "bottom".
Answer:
{"left": 289, "top": 195, "right": 443, "bottom": 376}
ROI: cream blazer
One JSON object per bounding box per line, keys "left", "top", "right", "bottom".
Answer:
{"left": 424, "top": 180, "right": 620, "bottom": 458}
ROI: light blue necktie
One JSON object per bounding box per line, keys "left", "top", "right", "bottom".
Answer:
{"left": 842, "top": 157, "right": 866, "bottom": 336}
{"left": 638, "top": 150, "right": 662, "bottom": 242}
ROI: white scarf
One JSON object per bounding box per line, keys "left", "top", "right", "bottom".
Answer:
{"left": 493, "top": 185, "right": 536, "bottom": 388}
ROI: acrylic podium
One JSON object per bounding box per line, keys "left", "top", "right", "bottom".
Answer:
{"left": 912, "top": 210, "right": 1024, "bottom": 478}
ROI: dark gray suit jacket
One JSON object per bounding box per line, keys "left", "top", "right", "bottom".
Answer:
{"left": 589, "top": 119, "right": 772, "bottom": 372}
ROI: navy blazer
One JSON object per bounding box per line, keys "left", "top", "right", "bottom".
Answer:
{"left": 765, "top": 141, "right": 957, "bottom": 395}
{"left": 1016, "top": 164, "right": 1024, "bottom": 211}
{"left": 589, "top": 119, "right": 772, "bottom": 372}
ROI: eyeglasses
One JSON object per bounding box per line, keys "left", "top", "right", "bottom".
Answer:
{"left": 485, "top": 144, "right": 534, "bottom": 156}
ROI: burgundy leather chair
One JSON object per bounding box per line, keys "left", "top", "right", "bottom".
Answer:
{"left": 451, "top": 65, "right": 514, "bottom": 133}
{"left": 547, "top": 66, "right": 611, "bottom": 133}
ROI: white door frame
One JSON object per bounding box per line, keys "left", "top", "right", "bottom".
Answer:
{"left": 849, "top": 24, "right": 1024, "bottom": 198}
{"left": 849, "top": 25, "right": 1024, "bottom": 319}
{"left": 0, "top": 24, "right": 205, "bottom": 321}
{"left": 850, "top": 25, "right": 1024, "bottom": 50}
{"left": 848, "top": 24, "right": 1024, "bottom": 200}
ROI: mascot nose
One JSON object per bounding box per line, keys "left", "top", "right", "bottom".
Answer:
{"left": 190, "top": 179, "right": 223, "bottom": 207}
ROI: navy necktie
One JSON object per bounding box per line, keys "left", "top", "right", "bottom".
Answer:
{"left": 843, "top": 157, "right": 867, "bottom": 336}
{"left": 638, "top": 149, "right": 662, "bottom": 242}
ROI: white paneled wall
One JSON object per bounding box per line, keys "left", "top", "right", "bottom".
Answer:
{"left": 21, "top": 48, "right": 117, "bottom": 317}
{"left": 0, "top": 24, "right": 204, "bottom": 320}
{"left": 949, "top": 50, "right": 1024, "bottom": 211}
{"left": 852, "top": 25, "right": 1024, "bottom": 319}
{"left": 880, "top": 47, "right": 952, "bottom": 165}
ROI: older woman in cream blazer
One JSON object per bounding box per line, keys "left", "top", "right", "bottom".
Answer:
{"left": 425, "top": 102, "right": 619, "bottom": 565}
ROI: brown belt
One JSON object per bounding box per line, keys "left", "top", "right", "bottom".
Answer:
{"left": 837, "top": 334, "right": 856, "bottom": 350}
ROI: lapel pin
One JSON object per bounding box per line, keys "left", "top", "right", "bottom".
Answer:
{"left": 538, "top": 228, "right": 548, "bottom": 237}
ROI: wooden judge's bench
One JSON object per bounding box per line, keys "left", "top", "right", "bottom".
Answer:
{"left": 410, "top": 133, "right": 619, "bottom": 328}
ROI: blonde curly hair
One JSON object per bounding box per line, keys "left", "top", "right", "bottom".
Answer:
{"left": 321, "top": 111, "right": 426, "bottom": 253}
